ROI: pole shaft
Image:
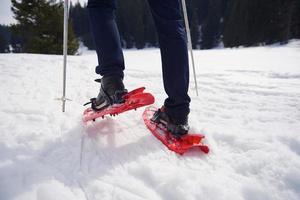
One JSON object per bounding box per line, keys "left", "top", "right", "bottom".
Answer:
{"left": 62, "top": 0, "right": 69, "bottom": 112}
{"left": 181, "top": 0, "right": 199, "bottom": 96}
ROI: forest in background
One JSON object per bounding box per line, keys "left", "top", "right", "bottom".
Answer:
{"left": 0, "top": 0, "right": 300, "bottom": 54}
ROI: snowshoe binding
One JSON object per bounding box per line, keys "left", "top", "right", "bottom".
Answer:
{"left": 84, "top": 75, "right": 128, "bottom": 111}
{"left": 150, "top": 106, "right": 189, "bottom": 138}
{"left": 83, "top": 78, "right": 155, "bottom": 124}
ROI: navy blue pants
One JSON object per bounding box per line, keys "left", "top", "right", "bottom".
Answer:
{"left": 87, "top": 0, "right": 191, "bottom": 120}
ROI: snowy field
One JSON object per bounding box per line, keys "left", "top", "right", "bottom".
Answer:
{"left": 0, "top": 41, "right": 300, "bottom": 200}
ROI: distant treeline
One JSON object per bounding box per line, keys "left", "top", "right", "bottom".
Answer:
{"left": 0, "top": 0, "right": 299, "bottom": 54}
{"left": 69, "top": 0, "right": 228, "bottom": 50}
{"left": 69, "top": 0, "right": 300, "bottom": 50}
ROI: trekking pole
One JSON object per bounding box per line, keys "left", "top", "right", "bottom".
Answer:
{"left": 181, "top": 0, "right": 199, "bottom": 96}
{"left": 56, "top": 0, "right": 71, "bottom": 112}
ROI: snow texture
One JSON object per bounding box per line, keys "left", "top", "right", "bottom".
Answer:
{"left": 0, "top": 41, "right": 300, "bottom": 200}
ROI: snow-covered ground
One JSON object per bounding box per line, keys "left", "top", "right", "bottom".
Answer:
{"left": 0, "top": 41, "right": 300, "bottom": 200}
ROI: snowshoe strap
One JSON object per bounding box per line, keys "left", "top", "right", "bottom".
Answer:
{"left": 83, "top": 101, "right": 92, "bottom": 106}
{"left": 112, "top": 89, "right": 128, "bottom": 104}
{"left": 150, "top": 109, "right": 162, "bottom": 123}
{"left": 90, "top": 97, "right": 107, "bottom": 111}
{"left": 94, "top": 78, "right": 101, "bottom": 83}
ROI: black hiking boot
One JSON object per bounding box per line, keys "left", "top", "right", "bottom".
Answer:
{"left": 86, "top": 75, "right": 128, "bottom": 111}
{"left": 151, "top": 107, "right": 189, "bottom": 138}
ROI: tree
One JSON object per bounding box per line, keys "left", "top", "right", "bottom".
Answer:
{"left": 70, "top": 2, "right": 94, "bottom": 49}
{"left": 67, "top": 0, "right": 300, "bottom": 50}
{"left": 141, "top": 1, "right": 158, "bottom": 47}
{"left": 187, "top": 0, "right": 201, "bottom": 49}
{"left": 11, "top": 0, "right": 78, "bottom": 54}
{"left": 117, "top": 0, "right": 146, "bottom": 49}
{"left": 0, "top": 34, "right": 8, "bottom": 53}
{"left": 223, "top": 0, "right": 300, "bottom": 47}
{"left": 0, "top": 25, "right": 10, "bottom": 53}
{"left": 284, "top": 0, "right": 300, "bottom": 40}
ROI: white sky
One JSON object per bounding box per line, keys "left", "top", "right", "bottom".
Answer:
{"left": 0, "top": 0, "right": 87, "bottom": 25}
{"left": 0, "top": 0, "right": 15, "bottom": 25}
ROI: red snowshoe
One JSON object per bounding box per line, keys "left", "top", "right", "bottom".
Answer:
{"left": 143, "top": 106, "right": 209, "bottom": 155}
{"left": 83, "top": 87, "right": 154, "bottom": 124}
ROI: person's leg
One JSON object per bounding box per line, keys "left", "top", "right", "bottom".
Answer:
{"left": 87, "top": 0, "right": 124, "bottom": 78}
{"left": 147, "top": 0, "right": 191, "bottom": 122}
{"left": 87, "top": 0, "right": 126, "bottom": 111}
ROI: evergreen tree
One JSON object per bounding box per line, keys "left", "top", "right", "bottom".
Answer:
{"left": 0, "top": 25, "right": 10, "bottom": 53}
{"left": 0, "top": 34, "right": 8, "bottom": 53}
{"left": 115, "top": 1, "right": 130, "bottom": 48}
{"left": 142, "top": 1, "right": 158, "bottom": 47}
{"left": 70, "top": 2, "right": 94, "bottom": 49}
{"left": 10, "top": 25, "right": 23, "bottom": 53}
{"left": 187, "top": 0, "right": 201, "bottom": 49}
{"left": 285, "top": 0, "right": 300, "bottom": 40}
{"left": 116, "top": 0, "right": 145, "bottom": 49}
{"left": 188, "top": 0, "right": 228, "bottom": 49}
{"left": 223, "top": 0, "right": 300, "bottom": 47}
{"left": 67, "top": 0, "right": 300, "bottom": 50}
{"left": 201, "top": 0, "right": 223, "bottom": 49}
{"left": 11, "top": 0, "right": 78, "bottom": 54}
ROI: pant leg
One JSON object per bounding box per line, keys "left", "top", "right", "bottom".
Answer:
{"left": 147, "top": 0, "right": 191, "bottom": 120}
{"left": 87, "top": 0, "right": 124, "bottom": 78}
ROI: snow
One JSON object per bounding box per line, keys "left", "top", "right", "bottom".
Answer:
{"left": 0, "top": 41, "right": 300, "bottom": 200}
